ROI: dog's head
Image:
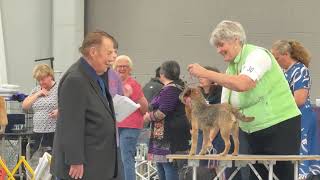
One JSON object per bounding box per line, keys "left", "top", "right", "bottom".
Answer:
{"left": 179, "top": 86, "right": 202, "bottom": 105}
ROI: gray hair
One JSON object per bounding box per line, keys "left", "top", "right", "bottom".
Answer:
{"left": 209, "top": 20, "right": 246, "bottom": 46}
{"left": 114, "top": 55, "right": 133, "bottom": 69}
{"left": 160, "top": 60, "right": 180, "bottom": 81}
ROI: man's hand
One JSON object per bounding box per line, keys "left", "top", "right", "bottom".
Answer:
{"left": 69, "top": 164, "right": 84, "bottom": 179}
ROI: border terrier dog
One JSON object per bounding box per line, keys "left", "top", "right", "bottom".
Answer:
{"left": 180, "top": 87, "right": 254, "bottom": 156}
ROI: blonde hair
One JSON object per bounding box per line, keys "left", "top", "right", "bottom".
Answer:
{"left": 210, "top": 20, "right": 246, "bottom": 46}
{"left": 272, "top": 40, "right": 311, "bottom": 67}
{"left": 113, "top": 55, "right": 133, "bottom": 69}
{"left": 32, "top": 64, "right": 54, "bottom": 80}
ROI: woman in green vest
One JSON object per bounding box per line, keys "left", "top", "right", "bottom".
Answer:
{"left": 188, "top": 20, "right": 301, "bottom": 180}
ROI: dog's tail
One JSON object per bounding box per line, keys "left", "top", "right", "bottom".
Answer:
{"left": 232, "top": 108, "right": 254, "bottom": 122}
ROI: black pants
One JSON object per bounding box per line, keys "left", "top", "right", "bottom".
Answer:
{"left": 244, "top": 115, "right": 301, "bottom": 180}
{"left": 30, "top": 132, "right": 55, "bottom": 157}
{"left": 115, "top": 147, "right": 124, "bottom": 180}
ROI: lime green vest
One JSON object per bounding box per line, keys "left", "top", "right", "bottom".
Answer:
{"left": 226, "top": 44, "right": 300, "bottom": 133}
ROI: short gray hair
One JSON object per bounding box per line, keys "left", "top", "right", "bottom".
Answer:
{"left": 160, "top": 60, "right": 180, "bottom": 81}
{"left": 209, "top": 20, "right": 246, "bottom": 46}
{"left": 114, "top": 55, "right": 133, "bottom": 69}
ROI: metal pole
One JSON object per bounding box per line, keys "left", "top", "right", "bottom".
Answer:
{"left": 192, "top": 165, "right": 197, "bottom": 180}
{"left": 34, "top": 57, "right": 55, "bottom": 70}
{"left": 294, "top": 161, "right": 298, "bottom": 180}
{"left": 268, "top": 161, "right": 273, "bottom": 180}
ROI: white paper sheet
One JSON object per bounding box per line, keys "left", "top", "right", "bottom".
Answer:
{"left": 113, "top": 94, "right": 140, "bottom": 122}
{"left": 34, "top": 152, "right": 52, "bottom": 180}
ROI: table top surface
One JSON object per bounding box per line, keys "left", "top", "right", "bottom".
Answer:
{"left": 167, "top": 154, "right": 320, "bottom": 161}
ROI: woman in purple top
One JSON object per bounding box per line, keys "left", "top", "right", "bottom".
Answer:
{"left": 144, "top": 60, "right": 191, "bottom": 180}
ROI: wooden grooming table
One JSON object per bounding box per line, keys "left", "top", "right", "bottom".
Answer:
{"left": 167, "top": 154, "right": 320, "bottom": 180}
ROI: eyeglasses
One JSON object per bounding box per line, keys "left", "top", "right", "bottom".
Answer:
{"left": 116, "top": 65, "right": 129, "bottom": 69}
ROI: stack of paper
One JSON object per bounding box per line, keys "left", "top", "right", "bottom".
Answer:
{"left": 34, "top": 152, "right": 52, "bottom": 180}
{"left": 113, "top": 94, "right": 140, "bottom": 122}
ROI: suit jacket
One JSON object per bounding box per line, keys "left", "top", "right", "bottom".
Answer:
{"left": 51, "top": 58, "right": 118, "bottom": 179}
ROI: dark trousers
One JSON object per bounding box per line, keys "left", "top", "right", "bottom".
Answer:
{"left": 30, "top": 132, "right": 55, "bottom": 157}
{"left": 115, "top": 147, "right": 124, "bottom": 180}
{"left": 244, "top": 115, "right": 301, "bottom": 180}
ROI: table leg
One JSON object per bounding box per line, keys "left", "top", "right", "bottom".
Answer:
{"left": 147, "top": 161, "right": 150, "bottom": 180}
{"left": 18, "top": 136, "right": 22, "bottom": 180}
{"left": 192, "top": 166, "right": 197, "bottom": 180}
{"left": 268, "top": 161, "right": 273, "bottom": 180}
{"left": 228, "top": 167, "right": 241, "bottom": 180}
{"left": 294, "top": 161, "right": 298, "bottom": 180}
{"left": 0, "top": 136, "right": 4, "bottom": 156}
{"left": 188, "top": 160, "right": 199, "bottom": 180}
{"left": 263, "top": 162, "right": 279, "bottom": 180}
{"left": 214, "top": 167, "right": 226, "bottom": 180}
{"left": 248, "top": 163, "right": 263, "bottom": 180}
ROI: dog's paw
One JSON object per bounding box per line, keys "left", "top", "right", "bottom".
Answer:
{"left": 189, "top": 151, "right": 196, "bottom": 156}
{"left": 218, "top": 152, "right": 227, "bottom": 156}
{"left": 199, "top": 149, "right": 207, "bottom": 155}
{"left": 232, "top": 152, "right": 238, "bottom": 156}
